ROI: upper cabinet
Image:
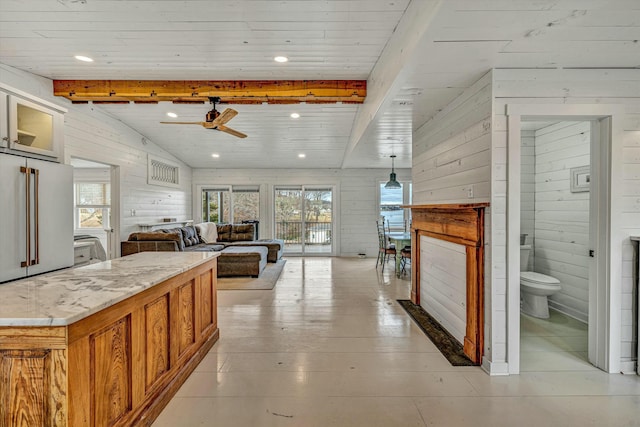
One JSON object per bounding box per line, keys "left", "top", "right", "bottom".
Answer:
{"left": 0, "top": 84, "right": 66, "bottom": 162}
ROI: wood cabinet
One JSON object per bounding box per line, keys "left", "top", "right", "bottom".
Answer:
{"left": 0, "top": 84, "right": 66, "bottom": 161}
{"left": 0, "top": 258, "right": 218, "bottom": 427}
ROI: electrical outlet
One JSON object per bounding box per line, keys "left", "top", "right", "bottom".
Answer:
{"left": 467, "top": 185, "right": 474, "bottom": 198}
{"left": 131, "top": 209, "right": 136, "bottom": 216}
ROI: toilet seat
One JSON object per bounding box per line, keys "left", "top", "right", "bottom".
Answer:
{"left": 520, "top": 271, "right": 560, "bottom": 285}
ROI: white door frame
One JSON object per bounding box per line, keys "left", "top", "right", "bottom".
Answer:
{"left": 505, "top": 104, "right": 625, "bottom": 374}
{"left": 109, "top": 165, "right": 121, "bottom": 258}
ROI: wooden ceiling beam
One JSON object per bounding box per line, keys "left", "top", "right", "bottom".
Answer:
{"left": 53, "top": 80, "right": 366, "bottom": 104}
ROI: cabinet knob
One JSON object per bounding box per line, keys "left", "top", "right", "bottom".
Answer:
{"left": 1, "top": 137, "right": 8, "bottom": 141}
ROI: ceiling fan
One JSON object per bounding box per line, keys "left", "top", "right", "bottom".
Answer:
{"left": 160, "top": 96, "right": 247, "bottom": 138}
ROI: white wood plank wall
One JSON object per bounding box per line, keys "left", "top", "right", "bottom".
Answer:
{"left": 411, "top": 71, "right": 497, "bottom": 367}
{"left": 520, "top": 130, "right": 535, "bottom": 254}
{"left": 0, "top": 64, "right": 194, "bottom": 248}
{"left": 493, "top": 68, "right": 640, "bottom": 372}
{"left": 412, "top": 71, "right": 492, "bottom": 205}
{"left": 534, "top": 122, "right": 590, "bottom": 322}
{"left": 192, "top": 168, "right": 410, "bottom": 257}
{"left": 419, "top": 236, "right": 467, "bottom": 344}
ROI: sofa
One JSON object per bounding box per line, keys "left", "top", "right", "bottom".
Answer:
{"left": 120, "top": 224, "right": 283, "bottom": 277}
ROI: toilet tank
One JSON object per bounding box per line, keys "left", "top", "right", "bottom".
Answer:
{"left": 520, "top": 245, "right": 531, "bottom": 271}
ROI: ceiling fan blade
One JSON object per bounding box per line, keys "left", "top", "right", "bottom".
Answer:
{"left": 211, "top": 108, "right": 238, "bottom": 126}
{"left": 217, "top": 125, "right": 247, "bottom": 139}
{"left": 160, "top": 121, "right": 207, "bottom": 125}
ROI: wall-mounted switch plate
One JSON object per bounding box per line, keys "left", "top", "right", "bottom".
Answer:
{"left": 467, "top": 185, "right": 474, "bottom": 198}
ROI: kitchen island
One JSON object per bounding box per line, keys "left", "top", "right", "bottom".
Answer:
{"left": 0, "top": 251, "right": 219, "bottom": 427}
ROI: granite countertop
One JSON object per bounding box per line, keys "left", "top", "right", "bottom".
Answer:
{"left": 0, "top": 252, "right": 219, "bottom": 327}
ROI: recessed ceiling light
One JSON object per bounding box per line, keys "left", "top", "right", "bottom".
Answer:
{"left": 290, "top": 112, "right": 300, "bottom": 119}
{"left": 211, "top": 153, "right": 220, "bottom": 158}
{"left": 166, "top": 112, "right": 178, "bottom": 118}
{"left": 74, "top": 55, "right": 94, "bottom": 62}
{"left": 298, "top": 153, "right": 306, "bottom": 158}
{"left": 274, "top": 56, "right": 289, "bottom": 63}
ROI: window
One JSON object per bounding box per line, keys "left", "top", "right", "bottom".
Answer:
{"left": 232, "top": 186, "right": 260, "bottom": 223}
{"left": 379, "top": 181, "right": 412, "bottom": 231}
{"left": 201, "top": 186, "right": 260, "bottom": 224}
{"left": 75, "top": 182, "right": 111, "bottom": 229}
{"left": 148, "top": 154, "right": 180, "bottom": 188}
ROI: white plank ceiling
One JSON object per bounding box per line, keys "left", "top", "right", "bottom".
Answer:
{"left": 0, "top": 0, "right": 638, "bottom": 169}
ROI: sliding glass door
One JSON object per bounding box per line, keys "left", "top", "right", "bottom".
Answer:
{"left": 275, "top": 186, "right": 333, "bottom": 255}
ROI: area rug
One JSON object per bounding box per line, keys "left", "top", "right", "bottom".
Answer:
{"left": 217, "top": 259, "right": 286, "bottom": 290}
{"left": 397, "top": 299, "right": 475, "bottom": 366}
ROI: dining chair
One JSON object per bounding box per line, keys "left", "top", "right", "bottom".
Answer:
{"left": 400, "top": 245, "right": 411, "bottom": 274}
{"left": 376, "top": 220, "right": 396, "bottom": 272}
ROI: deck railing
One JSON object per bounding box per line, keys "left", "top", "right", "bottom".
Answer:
{"left": 275, "top": 221, "right": 332, "bottom": 245}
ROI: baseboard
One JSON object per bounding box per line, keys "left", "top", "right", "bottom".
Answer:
{"left": 481, "top": 357, "right": 509, "bottom": 376}
{"left": 548, "top": 300, "right": 588, "bottom": 324}
{"left": 619, "top": 360, "right": 637, "bottom": 375}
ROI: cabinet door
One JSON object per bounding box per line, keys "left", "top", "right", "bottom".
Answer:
{"left": 26, "top": 158, "right": 74, "bottom": 276}
{"left": 0, "top": 155, "right": 27, "bottom": 282}
{"left": 8, "top": 96, "right": 62, "bottom": 160}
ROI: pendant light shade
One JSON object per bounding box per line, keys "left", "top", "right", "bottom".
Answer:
{"left": 385, "top": 155, "right": 402, "bottom": 189}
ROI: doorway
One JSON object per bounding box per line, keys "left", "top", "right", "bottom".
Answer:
{"left": 274, "top": 186, "right": 334, "bottom": 255}
{"left": 506, "top": 104, "right": 623, "bottom": 375}
{"left": 70, "top": 157, "right": 120, "bottom": 260}
{"left": 518, "top": 120, "right": 594, "bottom": 371}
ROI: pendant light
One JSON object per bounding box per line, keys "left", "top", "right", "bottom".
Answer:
{"left": 385, "top": 155, "right": 402, "bottom": 189}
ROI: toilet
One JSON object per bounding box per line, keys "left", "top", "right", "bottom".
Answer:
{"left": 520, "top": 245, "right": 561, "bottom": 318}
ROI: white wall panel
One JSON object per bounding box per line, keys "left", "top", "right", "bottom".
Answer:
{"left": 533, "top": 121, "right": 591, "bottom": 322}
{"left": 419, "top": 236, "right": 467, "bottom": 344}
{"left": 520, "top": 130, "right": 535, "bottom": 254}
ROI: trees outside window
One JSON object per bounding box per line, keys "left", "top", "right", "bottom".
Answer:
{"left": 202, "top": 186, "right": 259, "bottom": 224}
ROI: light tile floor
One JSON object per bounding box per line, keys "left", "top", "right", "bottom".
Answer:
{"left": 153, "top": 257, "right": 640, "bottom": 427}
{"left": 521, "top": 310, "right": 594, "bottom": 372}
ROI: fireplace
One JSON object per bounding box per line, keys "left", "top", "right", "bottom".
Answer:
{"left": 407, "top": 203, "right": 488, "bottom": 364}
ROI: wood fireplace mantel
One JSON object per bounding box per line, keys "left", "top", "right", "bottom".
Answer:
{"left": 405, "top": 203, "right": 489, "bottom": 364}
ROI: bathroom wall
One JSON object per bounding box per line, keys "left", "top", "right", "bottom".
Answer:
{"left": 520, "top": 129, "right": 536, "bottom": 268}
{"left": 533, "top": 121, "right": 591, "bottom": 322}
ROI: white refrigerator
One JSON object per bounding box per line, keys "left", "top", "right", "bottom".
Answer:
{"left": 0, "top": 153, "right": 73, "bottom": 283}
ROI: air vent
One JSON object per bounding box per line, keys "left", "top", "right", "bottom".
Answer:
{"left": 148, "top": 155, "right": 180, "bottom": 188}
